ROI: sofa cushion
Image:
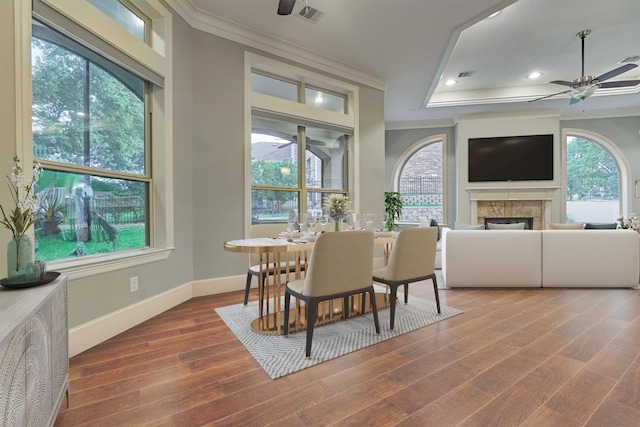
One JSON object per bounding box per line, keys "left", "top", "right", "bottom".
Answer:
{"left": 584, "top": 222, "right": 617, "bottom": 229}
{"left": 442, "top": 229, "right": 542, "bottom": 287}
{"left": 547, "top": 222, "right": 584, "bottom": 230}
{"left": 487, "top": 222, "right": 526, "bottom": 230}
{"left": 454, "top": 222, "right": 484, "bottom": 230}
{"left": 541, "top": 229, "right": 639, "bottom": 287}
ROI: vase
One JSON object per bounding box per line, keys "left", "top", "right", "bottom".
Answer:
{"left": 6, "top": 235, "right": 34, "bottom": 283}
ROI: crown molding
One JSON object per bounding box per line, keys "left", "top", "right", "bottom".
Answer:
{"left": 164, "top": 0, "right": 386, "bottom": 91}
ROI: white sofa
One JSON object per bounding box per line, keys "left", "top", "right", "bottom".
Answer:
{"left": 442, "top": 228, "right": 639, "bottom": 288}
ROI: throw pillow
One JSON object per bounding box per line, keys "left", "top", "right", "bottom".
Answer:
{"left": 486, "top": 222, "right": 526, "bottom": 230}
{"left": 547, "top": 222, "right": 584, "bottom": 230}
{"left": 584, "top": 222, "right": 617, "bottom": 229}
{"left": 454, "top": 222, "right": 484, "bottom": 230}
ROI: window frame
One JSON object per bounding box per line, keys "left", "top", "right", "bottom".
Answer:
{"left": 392, "top": 134, "right": 447, "bottom": 225}
{"left": 16, "top": 0, "right": 174, "bottom": 280}
{"left": 246, "top": 53, "right": 358, "bottom": 231}
{"left": 562, "top": 128, "right": 632, "bottom": 222}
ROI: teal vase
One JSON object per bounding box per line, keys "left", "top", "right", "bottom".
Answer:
{"left": 7, "top": 235, "right": 34, "bottom": 282}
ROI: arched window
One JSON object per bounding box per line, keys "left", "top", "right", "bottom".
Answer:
{"left": 393, "top": 136, "right": 445, "bottom": 223}
{"left": 564, "top": 129, "right": 630, "bottom": 223}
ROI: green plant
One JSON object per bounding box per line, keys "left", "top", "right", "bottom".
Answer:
{"left": 384, "top": 192, "right": 403, "bottom": 231}
{"left": 0, "top": 157, "right": 41, "bottom": 237}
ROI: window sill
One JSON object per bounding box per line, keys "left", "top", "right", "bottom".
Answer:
{"left": 47, "top": 247, "right": 174, "bottom": 280}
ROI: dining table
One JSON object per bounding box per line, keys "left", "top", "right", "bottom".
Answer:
{"left": 224, "top": 230, "right": 397, "bottom": 334}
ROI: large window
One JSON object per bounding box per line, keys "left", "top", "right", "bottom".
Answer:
{"left": 32, "top": 20, "right": 150, "bottom": 262}
{"left": 566, "top": 134, "right": 621, "bottom": 223}
{"left": 395, "top": 137, "right": 445, "bottom": 223}
{"left": 249, "top": 65, "right": 353, "bottom": 224}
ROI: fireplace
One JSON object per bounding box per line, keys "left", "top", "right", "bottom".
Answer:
{"left": 484, "top": 217, "right": 533, "bottom": 230}
{"left": 466, "top": 187, "right": 561, "bottom": 230}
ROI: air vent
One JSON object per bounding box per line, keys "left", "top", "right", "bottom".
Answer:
{"left": 619, "top": 55, "right": 640, "bottom": 64}
{"left": 457, "top": 71, "right": 475, "bottom": 78}
{"left": 297, "top": 6, "right": 324, "bottom": 23}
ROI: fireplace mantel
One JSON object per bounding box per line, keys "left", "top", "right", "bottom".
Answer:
{"left": 466, "top": 187, "right": 561, "bottom": 229}
{"left": 466, "top": 187, "right": 561, "bottom": 201}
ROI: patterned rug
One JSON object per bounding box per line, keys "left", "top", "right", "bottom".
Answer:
{"left": 215, "top": 289, "right": 462, "bottom": 379}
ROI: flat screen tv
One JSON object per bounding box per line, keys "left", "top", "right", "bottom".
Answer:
{"left": 468, "top": 134, "right": 554, "bottom": 182}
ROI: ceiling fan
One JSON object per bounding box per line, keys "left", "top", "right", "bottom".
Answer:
{"left": 531, "top": 30, "right": 639, "bottom": 104}
{"left": 277, "top": 0, "right": 296, "bottom": 15}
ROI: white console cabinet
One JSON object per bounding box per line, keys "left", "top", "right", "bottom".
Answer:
{"left": 0, "top": 276, "right": 68, "bottom": 427}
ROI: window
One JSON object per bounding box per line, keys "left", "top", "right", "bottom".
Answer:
{"left": 87, "top": 0, "right": 148, "bottom": 42}
{"left": 32, "top": 20, "right": 150, "bottom": 262}
{"left": 248, "top": 59, "right": 355, "bottom": 224}
{"left": 394, "top": 136, "right": 445, "bottom": 223}
{"left": 565, "top": 134, "right": 622, "bottom": 223}
{"left": 250, "top": 116, "right": 347, "bottom": 223}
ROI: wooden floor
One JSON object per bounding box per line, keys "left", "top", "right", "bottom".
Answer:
{"left": 55, "top": 283, "right": 640, "bottom": 426}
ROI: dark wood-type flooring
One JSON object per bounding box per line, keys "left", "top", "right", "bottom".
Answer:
{"left": 55, "top": 283, "right": 640, "bottom": 426}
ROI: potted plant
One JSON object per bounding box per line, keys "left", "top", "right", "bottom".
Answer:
{"left": 36, "top": 186, "right": 67, "bottom": 236}
{"left": 384, "top": 192, "right": 403, "bottom": 231}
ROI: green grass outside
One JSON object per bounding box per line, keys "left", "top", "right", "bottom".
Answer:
{"left": 35, "top": 224, "right": 146, "bottom": 262}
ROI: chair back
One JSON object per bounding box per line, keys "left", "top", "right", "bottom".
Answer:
{"left": 249, "top": 223, "right": 289, "bottom": 265}
{"left": 303, "top": 230, "right": 374, "bottom": 297}
{"left": 384, "top": 227, "right": 437, "bottom": 281}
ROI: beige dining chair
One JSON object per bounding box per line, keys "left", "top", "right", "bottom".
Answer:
{"left": 283, "top": 230, "right": 380, "bottom": 358}
{"left": 372, "top": 227, "right": 440, "bottom": 330}
{"left": 244, "top": 223, "right": 306, "bottom": 305}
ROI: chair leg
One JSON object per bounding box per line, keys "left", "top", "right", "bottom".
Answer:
{"left": 305, "top": 302, "right": 317, "bottom": 358}
{"left": 389, "top": 285, "right": 398, "bottom": 330}
{"left": 432, "top": 275, "right": 441, "bottom": 314}
{"left": 404, "top": 283, "right": 409, "bottom": 304}
{"left": 369, "top": 287, "right": 380, "bottom": 334}
{"left": 283, "top": 291, "right": 291, "bottom": 335}
{"left": 343, "top": 296, "right": 350, "bottom": 319}
{"left": 243, "top": 273, "right": 253, "bottom": 305}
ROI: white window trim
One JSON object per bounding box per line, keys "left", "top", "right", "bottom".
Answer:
{"left": 245, "top": 53, "right": 359, "bottom": 233}
{"left": 16, "top": 0, "right": 174, "bottom": 279}
{"left": 392, "top": 134, "right": 447, "bottom": 224}
{"left": 562, "top": 128, "right": 631, "bottom": 220}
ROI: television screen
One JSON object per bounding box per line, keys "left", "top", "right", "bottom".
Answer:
{"left": 468, "top": 134, "right": 554, "bottom": 182}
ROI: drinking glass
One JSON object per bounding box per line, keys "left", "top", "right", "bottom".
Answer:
{"left": 298, "top": 212, "right": 308, "bottom": 233}
{"left": 350, "top": 213, "right": 361, "bottom": 230}
{"left": 364, "top": 213, "right": 374, "bottom": 230}
{"left": 319, "top": 215, "right": 328, "bottom": 232}
{"left": 308, "top": 213, "right": 317, "bottom": 234}
{"left": 287, "top": 211, "right": 297, "bottom": 238}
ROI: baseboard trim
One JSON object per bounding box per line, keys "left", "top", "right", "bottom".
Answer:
{"left": 69, "top": 257, "right": 389, "bottom": 357}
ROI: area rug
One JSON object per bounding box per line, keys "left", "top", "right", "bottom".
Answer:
{"left": 215, "top": 290, "right": 462, "bottom": 379}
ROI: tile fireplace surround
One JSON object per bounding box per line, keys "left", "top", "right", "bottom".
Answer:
{"left": 466, "top": 187, "right": 561, "bottom": 230}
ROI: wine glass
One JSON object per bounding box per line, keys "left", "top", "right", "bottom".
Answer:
{"left": 287, "top": 211, "right": 297, "bottom": 238}
{"left": 319, "top": 215, "right": 328, "bottom": 232}
{"left": 308, "top": 212, "right": 317, "bottom": 234}
{"left": 298, "top": 212, "right": 308, "bottom": 233}
{"left": 364, "top": 213, "right": 374, "bottom": 230}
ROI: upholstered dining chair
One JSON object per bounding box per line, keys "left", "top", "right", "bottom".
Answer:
{"left": 244, "top": 223, "right": 306, "bottom": 305}
{"left": 283, "top": 230, "right": 380, "bottom": 358}
{"left": 372, "top": 227, "right": 440, "bottom": 330}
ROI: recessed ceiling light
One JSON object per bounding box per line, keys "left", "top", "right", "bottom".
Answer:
{"left": 527, "top": 72, "right": 542, "bottom": 79}
{"left": 444, "top": 79, "right": 457, "bottom": 86}
{"left": 488, "top": 11, "right": 501, "bottom": 18}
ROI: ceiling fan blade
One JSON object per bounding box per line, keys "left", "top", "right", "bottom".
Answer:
{"left": 599, "top": 79, "right": 640, "bottom": 88}
{"left": 528, "top": 89, "right": 571, "bottom": 102}
{"left": 277, "top": 0, "right": 296, "bottom": 15}
{"left": 550, "top": 80, "right": 575, "bottom": 86}
{"left": 596, "top": 63, "right": 638, "bottom": 82}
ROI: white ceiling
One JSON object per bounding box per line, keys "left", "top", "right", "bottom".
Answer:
{"left": 167, "top": 0, "right": 640, "bottom": 126}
